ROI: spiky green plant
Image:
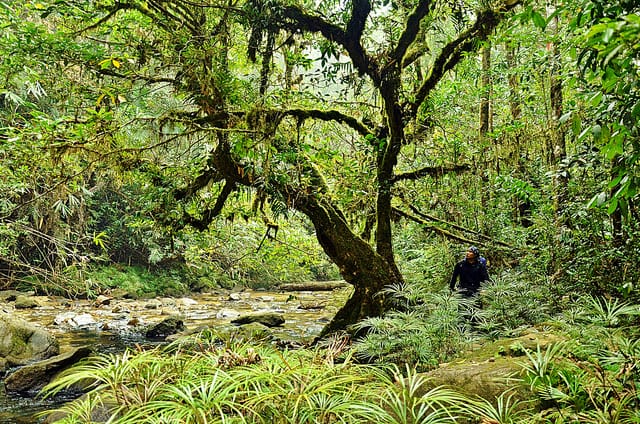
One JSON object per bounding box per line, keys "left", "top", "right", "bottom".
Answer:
{"left": 464, "top": 390, "right": 533, "bottom": 424}
{"left": 355, "top": 364, "right": 467, "bottom": 424}
{"left": 352, "top": 291, "right": 473, "bottom": 368}
{"left": 579, "top": 295, "right": 640, "bottom": 327}
{"left": 518, "top": 342, "right": 568, "bottom": 393}
{"left": 478, "top": 271, "right": 552, "bottom": 337}
{"left": 38, "top": 327, "right": 484, "bottom": 424}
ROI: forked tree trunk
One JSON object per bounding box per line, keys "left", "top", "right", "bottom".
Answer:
{"left": 293, "top": 192, "right": 402, "bottom": 337}
{"left": 213, "top": 141, "right": 402, "bottom": 337}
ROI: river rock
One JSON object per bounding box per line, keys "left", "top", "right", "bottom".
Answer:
{"left": 109, "top": 288, "right": 133, "bottom": 300}
{"left": 0, "top": 313, "right": 59, "bottom": 368}
{"left": 145, "top": 316, "right": 185, "bottom": 339}
{"left": 424, "top": 356, "right": 525, "bottom": 403}
{"left": 216, "top": 308, "right": 241, "bottom": 319}
{"left": 420, "top": 330, "right": 564, "bottom": 403}
{"left": 144, "top": 299, "right": 162, "bottom": 309}
{"left": 232, "top": 322, "right": 273, "bottom": 341}
{"left": 4, "top": 346, "right": 92, "bottom": 395}
{"left": 231, "top": 312, "right": 285, "bottom": 327}
{"left": 228, "top": 293, "right": 243, "bottom": 301}
{"left": 93, "top": 295, "right": 111, "bottom": 306}
{"left": 14, "top": 295, "right": 40, "bottom": 309}
{"left": 0, "top": 290, "right": 30, "bottom": 302}
{"left": 257, "top": 295, "right": 275, "bottom": 302}
{"left": 54, "top": 312, "right": 97, "bottom": 329}
{"left": 176, "top": 297, "right": 198, "bottom": 307}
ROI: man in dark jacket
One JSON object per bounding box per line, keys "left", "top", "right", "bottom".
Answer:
{"left": 450, "top": 246, "right": 490, "bottom": 297}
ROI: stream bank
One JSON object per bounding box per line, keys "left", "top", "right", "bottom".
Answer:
{"left": 1, "top": 283, "right": 351, "bottom": 423}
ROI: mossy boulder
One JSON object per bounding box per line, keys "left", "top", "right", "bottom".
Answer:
{"left": 231, "top": 312, "right": 285, "bottom": 327}
{"left": 0, "top": 312, "right": 59, "bottom": 369}
{"left": 422, "top": 330, "right": 565, "bottom": 402}
{"left": 14, "top": 295, "right": 40, "bottom": 309}
{"left": 145, "top": 316, "right": 185, "bottom": 339}
{"left": 4, "top": 346, "right": 92, "bottom": 395}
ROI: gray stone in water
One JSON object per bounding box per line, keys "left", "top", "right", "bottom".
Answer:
{"left": 216, "top": 308, "right": 241, "bottom": 319}
{"left": 231, "top": 312, "right": 285, "bottom": 327}
{"left": 0, "top": 290, "right": 31, "bottom": 302}
{"left": 232, "top": 322, "right": 274, "bottom": 341}
{"left": 144, "top": 299, "right": 162, "bottom": 309}
{"left": 54, "top": 312, "right": 97, "bottom": 328}
{"left": 176, "top": 297, "right": 198, "bottom": 307}
{"left": 0, "top": 312, "right": 59, "bottom": 368}
{"left": 145, "top": 316, "right": 185, "bottom": 339}
{"left": 228, "top": 293, "right": 243, "bottom": 301}
{"left": 14, "top": 295, "right": 40, "bottom": 309}
{"left": 4, "top": 346, "right": 92, "bottom": 395}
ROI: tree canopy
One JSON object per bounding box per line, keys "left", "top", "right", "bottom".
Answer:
{"left": 1, "top": 0, "right": 639, "bottom": 335}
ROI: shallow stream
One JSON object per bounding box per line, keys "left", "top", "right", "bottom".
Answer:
{"left": 1, "top": 285, "right": 351, "bottom": 423}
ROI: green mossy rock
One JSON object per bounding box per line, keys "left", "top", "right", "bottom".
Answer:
{"left": 0, "top": 312, "right": 59, "bottom": 369}
{"left": 422, "top": 330, "right": 566, "bottom": 402}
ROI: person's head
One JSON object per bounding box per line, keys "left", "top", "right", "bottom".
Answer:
{"left": 465, "top": 246, "right": 480, "bottom": 263}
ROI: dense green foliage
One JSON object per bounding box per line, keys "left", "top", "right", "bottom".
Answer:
{"left": 40, "top": 295, "right": 640, "bottom": 423}
{"left": 0, "top": 0, "right": 639, "bottom": 421}
{"left": 0, "top": 0, "right": 637, "bottom": 306}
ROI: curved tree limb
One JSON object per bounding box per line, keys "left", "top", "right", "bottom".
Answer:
{"left": 406, "top": 205, "right": 513, "bottom": 248}
{"left": 409, "top": 1, "right": 521, "bottom": 116}
{"left": 390, "top": 0, "right": 435, "bottom": 65}
{"left": 282, "top": 108, "right": 373, "bottom": 137}
{"left": 182, "top": 179, "right": 237, "bottom": 230}
{"left": 392, "top": 164, "right": 470, "bottom": 183}
{"left": 392, "top": 207, "right": 515, "bottom": 249}
{"left": 279, "top": 5, "right": 379, "bottom": 82}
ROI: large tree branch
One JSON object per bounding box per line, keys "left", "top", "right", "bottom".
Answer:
{"left": 282, "top": 109, "right": 373, "bottom": 137}
{"left": 406, "top": 205, "right": 513, "bottom": 248}
{"left": 182, "top": 179, "right": 236, "bottom": 230}
{"left": 390, "top": 0, "right": 434, "bottom": 65}
{"left": 279, "top": 5, "right": 379, "bottom": 82}
{"left": 392, "top": 164, "right": 470, "bottom": 183}
{"left": 97, "top": 68, "right": 177, "bottom": 84}
{"left": 392, "top": 207, "right": 514, "bottom": 249}
{"left": 409, "top": 1, "right": 520, "bottom": 117}
{"left": 345, "top": 0, "right": 371, "bottom": 46}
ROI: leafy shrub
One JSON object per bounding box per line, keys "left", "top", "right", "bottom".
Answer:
{"left": 477, "top": 270, "right": 554, "bottom": 338}
{"left": 41, "top": 331, "right": 469, "bottom": 424}
{"left": 352, "top": 290, "right": 473, "bottom": 369}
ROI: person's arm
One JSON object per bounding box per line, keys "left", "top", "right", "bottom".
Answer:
{"left": 480, "top": 263, "right": 490, "bottom": 282}
{"left": 450, "top": 263, "right": 460, "bottom": 291}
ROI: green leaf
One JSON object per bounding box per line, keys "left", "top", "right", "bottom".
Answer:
{"left": 603, "top": 44, "right": 624, "bottom": 67}
{"left": 531, "top": 11, "right": 547, "bottom": 29}
{"left": 589, "top": 92, "right": 603, "bottom": 107}
{"left": 607, "top": 197, "right": 618, "bottom": 214}
{"left": 587, "top": 191, "right": 607, "bottom": 208}
{"left": 602, "top": 27, "right": 615, "bottom": 43}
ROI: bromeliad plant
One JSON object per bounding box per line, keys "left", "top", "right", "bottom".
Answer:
{"left": 352, "top": 289, "right": 474, "bottom": 370}
{"left": 515, "top": 296, "right": 640, "bottom": 424}
{"left": 40, "top": 330, "right": 471, "bottom": 424}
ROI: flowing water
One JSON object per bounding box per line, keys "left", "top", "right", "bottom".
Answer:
{"left": 1, "top": 285, "right": 351, "bottom": 423}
